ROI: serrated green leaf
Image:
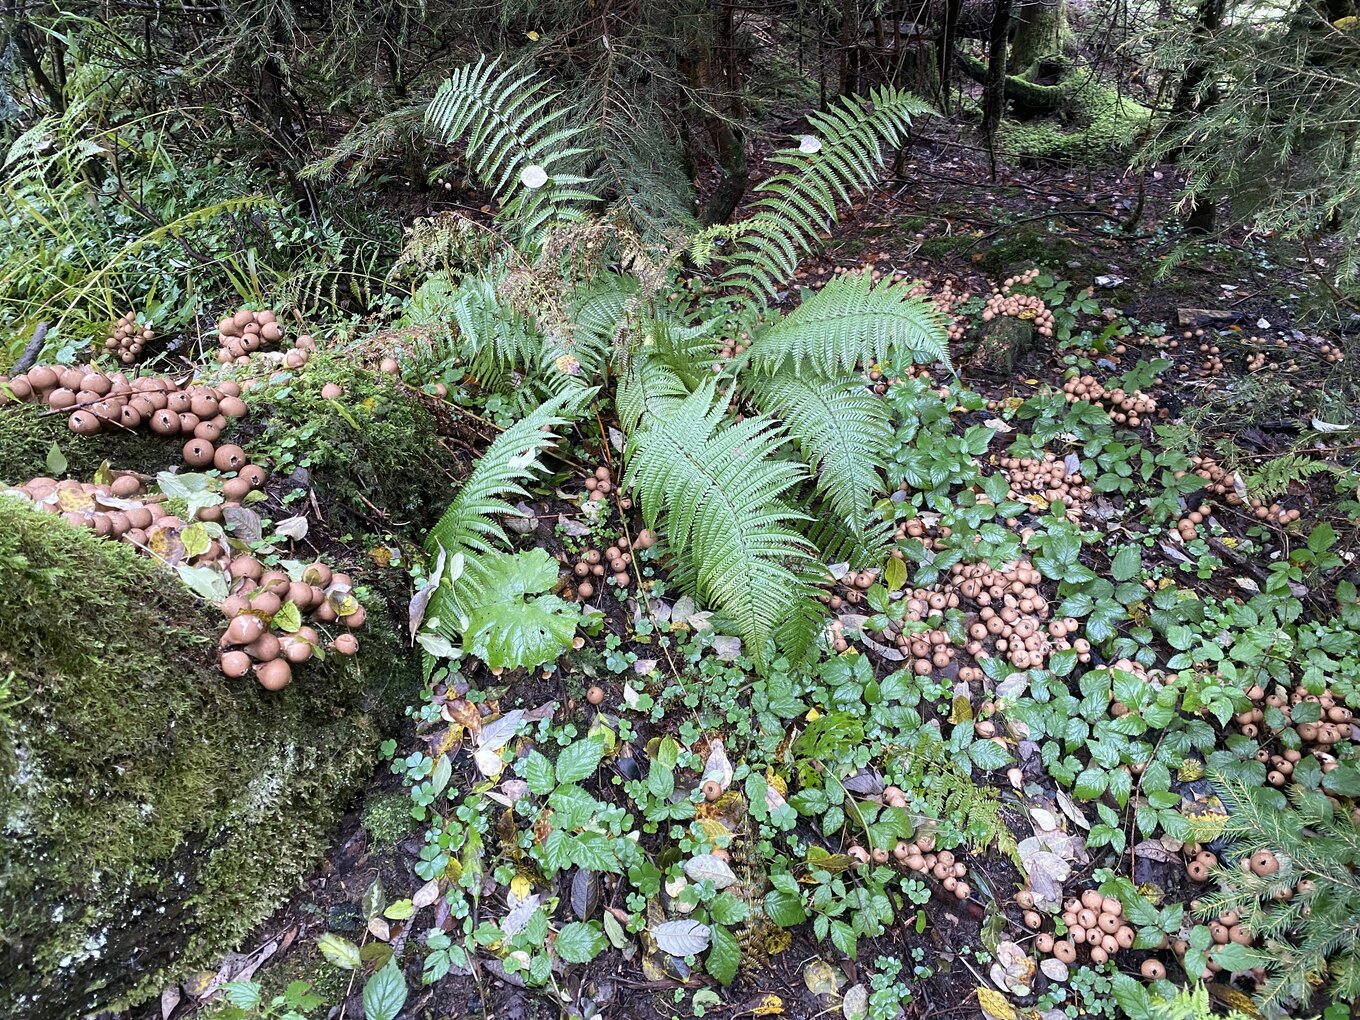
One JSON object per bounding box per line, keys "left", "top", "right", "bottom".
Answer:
{"left": 555, "top": 737, "right": 605, "bottom": 785}
{"left": 523, "top": 750, "right": 555, "bottom": 795}
{"left": 555, "top": 921, "right": 606, "bottom": 964}
{"left": 460, "top": 549, "right": 580, "bottom": 669}
{"left": 362, "top": 959, "right": 407, "bottom": 1020}
{"left": 706, "top": 924, "right": 742, "bottom": 985}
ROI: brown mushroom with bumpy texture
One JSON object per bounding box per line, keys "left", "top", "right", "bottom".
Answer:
{"left": 1141, "top": 959, "right": 1165, "bottom": 980}
{"left": 331, "top": 632, "right": 359, "bottom": 656}
{"left": 587, "top": 686, "right": 605, "bottom": 705}
{"left": 702, "top": 780, "right": 722, "bottom": 801}
{"left": 1250, "top": 850, "right": 1280, "bottom": 876}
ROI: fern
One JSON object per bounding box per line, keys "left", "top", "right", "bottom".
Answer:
{"left": 447, "top": 274, "right": 544, "bottom": 390}
{"left": 890, "top": 728, "right": 1019, "bottom": 864}
{"left": 746, "top": 270, "right": 951, "bottom": 377}
{"left": 746, "top": 370, "right": 892, "bottom": 534}
{"left": 426, "top": 57, "right": 597, "bottom": 243}
{"left": 425, "top": 389, "right": 592, "bottom": 561}
{"left": 697, "top": 87, "right": 931, "bottom": 298}
{"left": 1244, "top": 453, "right": 1337, "bottom": 501}
{"left": 623, "top": 383, "right": 818, "bottom": 665}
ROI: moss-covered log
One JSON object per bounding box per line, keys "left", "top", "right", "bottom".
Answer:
{"left": 0, "top": 498, "right": 418, "bottom": 1019}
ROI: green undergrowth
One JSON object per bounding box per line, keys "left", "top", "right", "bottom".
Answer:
{"left": 0, "top": 497, "right": 417, "bottom": 1019}
{"left": 996, "top": 69, "right": 1153, "bottom": 161}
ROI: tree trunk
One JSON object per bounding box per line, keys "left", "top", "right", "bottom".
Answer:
{"left": 688, "top": 1, "right": 748, "bottom": 225}
{"left": 936, "top": 0, "right": 964, "bottom": 111}
{"left": 982, "top": 0, "right": 1014, "bottom": 137}
{"left": 1009, "top": 0, "right": 1069, "bottom": 72}
{"left": 838, "top": 0, "right": 860, "bottom": 96}
{"left": 1172, "top": 0, "right": 1226, "bottom": 231}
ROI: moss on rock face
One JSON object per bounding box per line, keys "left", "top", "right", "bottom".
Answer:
{"left": 0, "top": 497, "right": 416, "bottom": 1019}
{"left": 0, "top": 404, "right": 175, "bottom": 485}
{"left": 238, "top": 348, "right": 458, "bottom": 533}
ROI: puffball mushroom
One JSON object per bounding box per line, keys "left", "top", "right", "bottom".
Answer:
{"left": 224, "top": 614, "right": 266, "bottom": 646}
{"left": 255, "top": 659, "right": 292, "bottom": 690}
{"left": 220, "top": 651, "right": 252, "bottom": 678}
{"left": 586, "top": 686, "right": 605, "bottom": 705}
{"left": 182, "top": 438, "right": 216, "bottom": 467}
{"left": 702, "top": 780, "right": 722, "bottom": 801}
{"left": 331, "top": 633, "right": 359, "bottom": 656}
{"left": 213, "top": 444, "right": 247, "bottom": 472}
{"left": 321, "top": 383, "right": 343, "bottom": 399}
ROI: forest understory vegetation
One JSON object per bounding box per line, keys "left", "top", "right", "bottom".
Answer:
{"left": 4, "top": 3, "right": 1360, "bottom": 1020}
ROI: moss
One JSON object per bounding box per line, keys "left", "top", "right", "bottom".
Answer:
{"left": 996, "top": 68, "right": 1153, "bottom": 162}
{"left": 361, "top": 791, "right": 415, "bottom": 852}
{"left": 0, "top": 497, "right": 418, "bottom": 1019}
{"left": 237, "top": 347, "right": 459, "bottom": 533}
{"left": 0, "top": 404, "right": 176, "bottom": 485}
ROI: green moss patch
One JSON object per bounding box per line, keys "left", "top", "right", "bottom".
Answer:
{"left": 0, "top": 497, "right": 417, "bottom": 1019}
{"left": 0, "top": 404, "right": 174, "bottom": 485}
{"left": 996, "top": 67, "right": 1152, "bottom": 162}
{"left": 239, "top": 348, "right": 459, "bottom": 533}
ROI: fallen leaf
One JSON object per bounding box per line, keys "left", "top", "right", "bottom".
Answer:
{"left": 274, "top": 515, "right": 309, "bottom": 540}
{"left": 651, "top": 919, "right": 711, "bottom": 957}
{"left": 978, "top": 987, "right": 1017, "bottom": 1020}
{"left": 841, "top": 983, "right": 868, "bottom": 1020}
{"left": 803, "top": 958, "right": 841, "bottom": 996}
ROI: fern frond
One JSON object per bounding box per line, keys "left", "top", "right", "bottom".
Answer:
{"left": 747, "top": 370, "right": 891, "bottom": 533}
{"left": 623, "top": 383, "right": 819, "bottom": 665}
{"left": 446, "top": 273, "right": 543, "bottom": 389}
{"left": 889, "top": 727, "right": 1019, "bottom": 864}
{"left": 426, "top": 56, "right": 596, "bottom": 243}
{"left": 746, "top": 270, "right": 951, "bottom": 376}
{"left": 1244, "top": 453, "right": 1338, "bottom": 501}
{"left": 426, "top": 388, "right": 594, "bottom": 561}
{"left": 707, "top": 87, "right": 931, "bottom": 298}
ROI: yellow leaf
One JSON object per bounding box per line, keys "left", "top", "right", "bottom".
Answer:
{"left": 765, "top": 770, "right": 788, "bottom": 797}
{"left": 526, "top": 30, "right": 540, "bottom": 40}
{"left": 510, "top": 874, "right": 533, "bottom": 901}
{"left": 763, "top": 931, "right": 792, "bottom": 956}
{"left": 805, "top": 707, "right": 822, "bottom": 722}
{"left": 977, "top": 987, "right": 1017, "bottom": 1020}
{"left": 753, "top": 994, "right": 785, "bottom": 1015}
{"left": 949, "top": 694, "right": 974, "bottom": 724}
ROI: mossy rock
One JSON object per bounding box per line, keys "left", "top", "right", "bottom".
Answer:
{"left": 966, "top": 316, "right": 1036, "bottom": 377}
{"left": 995, "top": 67, "right": 1153, "bottom": 163}
{"left": 234, "top": 347, "right": 459, "bottom": 534}
{"left": 0, "top": 497, "right": 418, "bottom": 1019}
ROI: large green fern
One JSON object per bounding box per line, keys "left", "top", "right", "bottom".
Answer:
{"left": 425, "top": 389, "right": 592, "bottom": 561}
{"left": 426, "top": 57, "right": 597, "bottom": 242}
{"left": 746, "top": 370, "right": 891, "bottom": 534}
{"left": 696, "top": 87, "right": 932, "bottom": 298}
{"left": 623, "top": 383, "right": 818, "bottom": 665}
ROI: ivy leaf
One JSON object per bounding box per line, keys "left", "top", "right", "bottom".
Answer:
{"left": 461, "top": 549, "right": 581, "bottom": 669}
{"left": 652, "top": 919, "right": 712, "bottom": 957}
{"left": 555, "top": 921, "right": 606, "bottom": 964}
{"left": 706, "top": 923, "right": 742, "bottom": 985}
{"left": 362, "top": 959, "right": 407, "bottom": 1020}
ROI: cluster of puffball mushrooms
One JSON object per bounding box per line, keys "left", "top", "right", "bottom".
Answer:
{"left": 822, "top": 527, "right": 1091, "bottom": 677}
{"left": 1001, "top": 454, "right": 1092, "bottom": 519}
{"left": 1172, "top": 454, "right": 1299, "bottom": 541}
{"left": 1061, "top": 374, "right": 1158, "bottom": 428}
{"left": 845, "top": 821, "right": 972, "bottom": 901}
{"left": 217, "top": 308, "right": 284, "bottom": 363}
{"left": 1234, "top": 683, "right": 1360, "bottom": 779}
{"left": 564, "top": 531, "right": 656, "bottom": 601}
{"left": 982, "top": 269, "right": 1056, "bottom": 338}
{"left": 0, "top": 366, "right": 249, "bottom": 451}
{"left": 1031, "top": 890, "right": 1138, "bottom": 969}
{"left": 219, "top": 557, "right": 363, "bottom": 690}
{"left": 105, "top": 313, "right": 153, "bottom": 365}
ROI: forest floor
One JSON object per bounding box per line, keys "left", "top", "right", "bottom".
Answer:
{"left": 105, "top": 134, "right": 1360, "bottom": 1020}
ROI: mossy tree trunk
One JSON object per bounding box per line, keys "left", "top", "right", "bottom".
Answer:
{"left": 686, "top": 1, "right": 749, "bottom": 226}
{"left": 982, "top": 0, "right": 1014, "bottom": 138}
{"left": 1172, "top": 0, "right": 1226, "bottom": 233}
{"left": 1008, "top": 0, "right": 1070, "bottom": 72}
